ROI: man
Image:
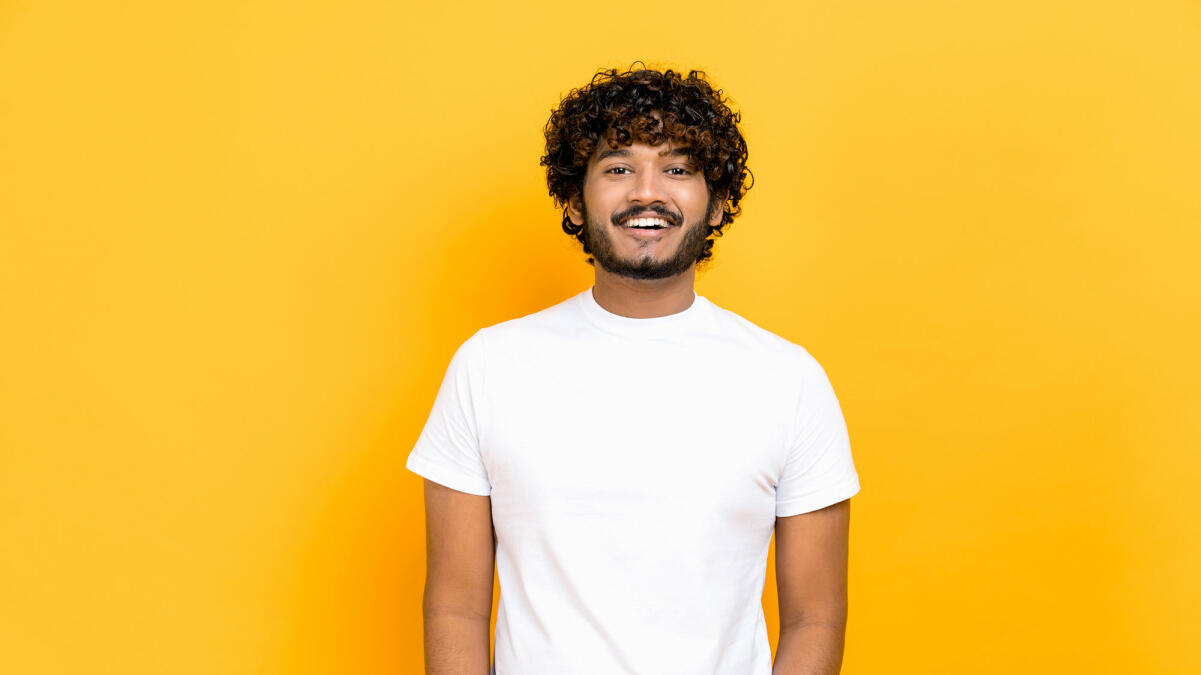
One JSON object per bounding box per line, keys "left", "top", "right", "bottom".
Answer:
{"left": 408, "top": 65, "right": 861, "bottom": 674}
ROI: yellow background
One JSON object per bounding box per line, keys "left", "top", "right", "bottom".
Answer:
{"left": 2, "top": 1, "right": 1199, "bottom": 672}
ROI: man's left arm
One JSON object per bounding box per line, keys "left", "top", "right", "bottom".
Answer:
{"left": 772, "top": 498, "right": 852, "bottom": 675}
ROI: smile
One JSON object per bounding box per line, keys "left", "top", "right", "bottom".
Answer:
{"left": 621, "top": 222, "right": 673, "bottom": 239}
{"left": 620, "top": 217, "right": 673, "bottom": 230}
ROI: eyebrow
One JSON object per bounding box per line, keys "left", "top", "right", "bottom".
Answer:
{"left": 595, "top": 146, "right": 694, "bottom": 163}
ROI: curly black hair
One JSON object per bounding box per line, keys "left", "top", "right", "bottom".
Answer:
{"left": 540, "top": 64, "right": 753, "bottom": 265}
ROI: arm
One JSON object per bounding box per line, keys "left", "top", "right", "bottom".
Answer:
{"left": 772, "top": 498, "right": 852, "bottom": 675}
{"left": 422, "top": 478, "right": 495, "bottom": 674}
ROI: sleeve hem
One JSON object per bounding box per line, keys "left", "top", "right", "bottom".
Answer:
{"left": 406, "top": 453, "right": 492, "bottom": 496}
{"left": 776, "top": 477, "right": 860, "bottom": 517}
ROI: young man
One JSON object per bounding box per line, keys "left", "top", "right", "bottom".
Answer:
{"left": 408, "top": 66, "right": 861, "bottom": 674}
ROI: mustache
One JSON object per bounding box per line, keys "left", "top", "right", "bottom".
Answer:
{"left": 610, "top": 205, "right": 681, "bottom": 227}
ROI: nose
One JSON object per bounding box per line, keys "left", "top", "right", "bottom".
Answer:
{"left": 629, "top": 168, "right": 667, "bottom": 205}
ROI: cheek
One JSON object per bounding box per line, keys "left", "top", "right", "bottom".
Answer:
{"left": 687, "top": 186, "right": 715, "bottom": 219}
{"left": 583, "top": 186, "right": 620, "bottom": 218}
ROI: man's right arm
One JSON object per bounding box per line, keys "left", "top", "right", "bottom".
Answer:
{"left": 422, "top": 478, "right": 495, "bottom": 674}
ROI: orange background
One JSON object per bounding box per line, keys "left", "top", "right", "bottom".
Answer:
{"left": 2, "top": 1, "right": 1199, "bottom": 673}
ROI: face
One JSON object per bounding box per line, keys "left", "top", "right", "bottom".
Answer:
{"left": 567, "top": 138, "right": 723, "bottom": 280}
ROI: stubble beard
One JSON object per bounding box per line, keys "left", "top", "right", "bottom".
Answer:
{"left": 581, "top": 204, "right": 714, "bottom": 280}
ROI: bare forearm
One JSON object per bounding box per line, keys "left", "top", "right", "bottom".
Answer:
{"left": 772, "top": 622, "right": 846, "bottom": 675}
{"left": 423, "top": 611, "right": 491, "bottom": 675}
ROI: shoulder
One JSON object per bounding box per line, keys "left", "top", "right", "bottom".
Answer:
{"left": 703, "top": 298, "right": 826, "bottom": 375}
{"left": 475, "top": 290, "right": 584, "bottom": 347}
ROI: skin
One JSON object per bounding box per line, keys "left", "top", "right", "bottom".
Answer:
{"left": 773, "top": 499, "right": 852, "bottom": 675}
{"left": 422, "top": 479, "right": 493, "bottom": 674}
{"left": 566, "top": 136, "right": 722, "bottom": 319}
{"left": 422, "top": 131, "right": 852, "bottom": 675}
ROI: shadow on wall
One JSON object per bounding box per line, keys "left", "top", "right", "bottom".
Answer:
{"left": 279, "top": 189, "right": 584, "bottom": 673}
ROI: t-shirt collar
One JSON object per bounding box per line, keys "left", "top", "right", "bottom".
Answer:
{"left": 576, "top": 285, "right": 709, "bottom": 337}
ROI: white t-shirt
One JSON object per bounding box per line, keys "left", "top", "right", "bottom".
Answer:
{"left": 407, "top": 286, "right": 861, "bottom": 674}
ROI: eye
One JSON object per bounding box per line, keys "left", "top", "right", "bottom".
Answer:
{"left": 667, "top": 167, "right": 693, "bottom": 176}
{"left": 605, "top": 167, "right": 631, "bottom": 175}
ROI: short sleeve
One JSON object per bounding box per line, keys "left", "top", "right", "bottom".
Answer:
{"left": 406, "top": 330, "right": 492, "bottom": 496}
{"left": 776, "top": 354, "right": 861, "bottom": 517}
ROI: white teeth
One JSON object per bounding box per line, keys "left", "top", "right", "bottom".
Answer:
{"left": 624, "top": 217, "right": 670, "bottom": 228}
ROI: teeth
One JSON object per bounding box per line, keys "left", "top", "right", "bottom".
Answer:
{"left": 624, "top": 217, "right": 670, "bottom": 228}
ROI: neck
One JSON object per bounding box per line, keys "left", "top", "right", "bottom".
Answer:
{"left": 591, "top": 265, "right": 697, "bottom": 318}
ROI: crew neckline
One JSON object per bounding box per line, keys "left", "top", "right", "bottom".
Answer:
{"left": 576, "top": 285, "right": 711, "bottom": 337}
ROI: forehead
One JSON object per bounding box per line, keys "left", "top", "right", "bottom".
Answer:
{"left": 589, "top": 139, "right": 693, "bottom": 164}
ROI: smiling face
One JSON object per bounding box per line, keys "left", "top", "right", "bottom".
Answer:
{"left": 567, "top": 138, "right": 724, "bottom": 280}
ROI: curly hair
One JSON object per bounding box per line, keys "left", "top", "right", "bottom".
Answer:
{"left": 540, "top": 64, "right": 753, "bottom": 265}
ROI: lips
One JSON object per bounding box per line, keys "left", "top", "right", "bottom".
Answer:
{"left": 622, "top": 217, "right": 672, "bottom": 230}
{"left": 621, "top": 222, "right": 673, "bottom": 239}
{"left": 617, "top": 211, "right": 677, "bottom": 229}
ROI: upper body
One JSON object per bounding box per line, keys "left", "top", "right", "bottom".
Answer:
{"left": 412, "top": 65, "right": 860, "bottom": 674}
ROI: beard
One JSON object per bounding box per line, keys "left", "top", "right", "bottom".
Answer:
{"left": 581, "top": 203, "right": 713, "bottom": 280}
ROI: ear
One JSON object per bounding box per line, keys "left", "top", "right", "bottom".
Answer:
{"left": 707, "top": 192, "right": 726, "bottom": 227}
{"left": 567, "top": 191, "right": 585, "bottom": 227}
